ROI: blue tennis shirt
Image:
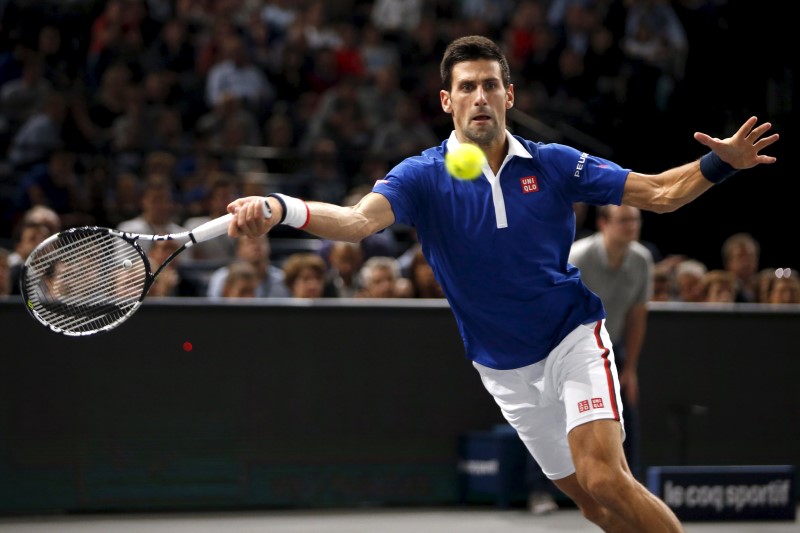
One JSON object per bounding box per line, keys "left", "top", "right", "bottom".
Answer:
{"left": 372, "top": 131, "right": 629, "bottom": 370}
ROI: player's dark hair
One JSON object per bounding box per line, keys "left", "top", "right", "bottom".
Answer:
{"left": 440, "top": 35, "right": 511, "bottom": 91}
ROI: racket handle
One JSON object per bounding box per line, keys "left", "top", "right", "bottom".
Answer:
{"left": 189, "top": 201, "right": 273, "bottom": 243}
{"left": 190, "top": 213, "right": 234, "bottom": 243}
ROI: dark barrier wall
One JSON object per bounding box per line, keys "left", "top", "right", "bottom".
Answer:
{"left": 1, "top": 298, "right": 798, "bottom": 513}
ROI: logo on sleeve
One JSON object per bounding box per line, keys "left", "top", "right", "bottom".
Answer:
{"left": 578, "top": 398, "right": 605, "bottom": 413}
{"left": 520, "top": 176, "right": 539, "bottom": 194}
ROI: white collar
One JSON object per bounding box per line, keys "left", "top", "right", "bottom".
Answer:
{"left": 446, "top": 130, "right": 532, "bottom": 159}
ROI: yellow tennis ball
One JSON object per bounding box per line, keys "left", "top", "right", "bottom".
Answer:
{"left": 445, "top": 143, "right": 485, "bottom": 180}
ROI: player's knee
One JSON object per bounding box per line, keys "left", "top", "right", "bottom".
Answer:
{"left": 577, "top": 499, "right": 613, "bottom": 527}
{"left": 577, "top": 465, "right": 628, "bottom": 505}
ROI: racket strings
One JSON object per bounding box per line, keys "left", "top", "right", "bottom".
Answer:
{"left": 24, "top": 231, "right": 147, "bottom": 334}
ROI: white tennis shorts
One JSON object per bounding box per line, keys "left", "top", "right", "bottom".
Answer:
{"left": 473, "top": 320, "right": 624, "bottom": 480}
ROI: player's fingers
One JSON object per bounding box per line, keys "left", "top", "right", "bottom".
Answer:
{"left": 734, "top": 116, "right": 758, "bottom": 138}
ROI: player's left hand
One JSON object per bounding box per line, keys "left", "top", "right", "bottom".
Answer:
{"left": 693, "top": 116, "right": 779, "bottom": 170}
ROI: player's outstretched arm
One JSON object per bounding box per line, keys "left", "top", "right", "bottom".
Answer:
{"left": 227, "top": 192, "right": 396, "bottom": 243}
{"left": 622, "top": 116, "right": 779, "bottom": 213}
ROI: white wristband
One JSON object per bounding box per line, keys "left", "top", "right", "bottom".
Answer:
{"left": 268, "top": 193, "right": 310, "bottom": 229}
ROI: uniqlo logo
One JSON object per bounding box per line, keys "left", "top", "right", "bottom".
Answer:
{"left": 578, "top": 400, "right": 590, "bottom": 413}
{"left": 520, "top": 176, "right": 539, "bottom": 193}
{"left": 592, "top": 398, "right": 604, "bottom": 409}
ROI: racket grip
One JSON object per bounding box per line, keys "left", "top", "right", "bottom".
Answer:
{"left": 190, "top": 213, "right": 234, "bottom": 243}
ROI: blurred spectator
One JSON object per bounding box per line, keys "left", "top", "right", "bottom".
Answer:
{"left": 621, "top": 0, "right": 688, "bottom": 114}
{"left": 370, "top": 0, "right": 423, "bottom": 36}
{"left": 674, "top": 258, "right": 707, "bottom": 303}
{"left": 721, "top": 232, "right": 760, "bottom": 303}
{"left": 145, "top": 239, "right": 199, "bottom": 297}
{"left": 408, "top": 248, "right": 444, "bottom": 298}
{"left": 144, "top": 17, "right": 196, "bottom": 79}
{"left": 283, "top": 252, "right": 327, "bottom": 298}
{"left": 767, "top": 268, "right": 800, "bottom": 304}
{"left": 326, "top": 241, "right": 364, "bottom": 298}
{"left": 117, "top": 174, "right": 185, "bottom": 253}
{"left": 206, "top": 234, "right": 290, "bottom": 298}
{"left": 105, "top": 172, "right": 143, "bottom": 228}
{"left": 70, "top": 61, "right": 132, "bottom": 149}
{"left": 21, "top": 205, "right": 62, "bottom": 236}
{"left": 8, "top": 220, "right": 52, "bottom": 295}
{"left": 370, "top": 94, "right": 437, "bottom": 163}
{"left": 182, "top": 175, "right": 238, "bottom": 262}
{"left": 1, "top": 54, "right": 52, "bottom": 125}
{"left": 359, "top": 65, "right": 405, "bottom": 130}
{"left": 0, "top": 247, "right": 10, "bottom": 296}
{"left": 297, "top": 137, "right": 349, "bottom": 205}
{"left": 650, "top": 264, "right": 673, "bottom": 302}
{"left": 14, "top": 148, "right": 91, "bottom": 228}
{"left": 8, "top": 91, "right": 67, "bottom": 171}
{"left": 221, "top": 260, "right": 260, "bottom": 298}
{"left": 260, "top": 0, "right": 299, "bottom": 38}
{"left": 37, "top": 25, "right": 73, "bottom": 89}
{"left": 356, "top": 256, "right": 412, "bottom": 298}
{"left": 701, "top": 269, "right": 737, "bottom": 304}
{"left": 359, "top": 23, "right": 399, "bottom": 77}
{"left": 205, "top": 33, "right": 274, "bottom": 114}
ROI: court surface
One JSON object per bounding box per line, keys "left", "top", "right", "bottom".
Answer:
{"left": 0, "top": 507, "right": 797, "bottom": 532}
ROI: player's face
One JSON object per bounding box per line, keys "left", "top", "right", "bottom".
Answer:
{"left": 441, "top": 60, "right": 513, "bottom": 147}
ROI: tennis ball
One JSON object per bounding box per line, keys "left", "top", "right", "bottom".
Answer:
{"left": 445, "top": 143, "right": 485, "bottom": 180}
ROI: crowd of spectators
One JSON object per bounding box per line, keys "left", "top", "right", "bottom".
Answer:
{"left": 0, "top": 0, "right": 793, "bottom": 304}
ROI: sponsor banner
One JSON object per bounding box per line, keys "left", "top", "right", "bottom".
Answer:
{"left": 647, "top": 465, "right": 796, "bottom": 521}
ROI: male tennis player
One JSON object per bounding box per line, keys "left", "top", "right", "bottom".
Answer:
{"left": 228, "top": 36, "right": 778, "bottom": 532}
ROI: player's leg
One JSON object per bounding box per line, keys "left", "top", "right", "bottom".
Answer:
{"left": 556, "top": 320, "right": 683, "bottom": 532}
{"left": 568, "top": 419, "right": 683, "bottom": 532}
{"left": 551, "top": 473, "right": 632, "bottom": 533}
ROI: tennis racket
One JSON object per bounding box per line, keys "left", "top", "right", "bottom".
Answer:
{"left": 20, "top": 202, "right": 270, "bottom": 336}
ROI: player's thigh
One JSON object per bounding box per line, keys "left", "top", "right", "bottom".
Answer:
{"left": 473, "top": 361, "right": 575, "bottom": 480}
{"left": 568, "top": 418, "right": 631, "bottom": 483}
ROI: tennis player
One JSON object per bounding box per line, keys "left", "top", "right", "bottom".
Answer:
{"left": 228, "top": 36, "right": 778, "bottom": 532}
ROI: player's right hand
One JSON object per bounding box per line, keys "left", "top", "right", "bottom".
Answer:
{"left": 227, "top": 196, "right": 280, "bottom": 238}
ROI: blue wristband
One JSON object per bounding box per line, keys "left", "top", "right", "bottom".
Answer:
{"left": 699, "top": 152, "right": 738, "bottom": 184}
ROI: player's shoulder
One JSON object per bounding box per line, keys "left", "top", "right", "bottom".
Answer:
{"left": 390, "top": 141, "right": 446, "bottom": 177}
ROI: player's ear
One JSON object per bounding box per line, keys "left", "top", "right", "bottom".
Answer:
{"left": 440, "top": 90, "right": 452, "bottom": 114}
{"left": 506, "top": 84, "right": 514, "bottom": 109}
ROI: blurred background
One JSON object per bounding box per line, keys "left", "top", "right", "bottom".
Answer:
{"left": 0, "top": 0, "right": 794, "bottom": 271}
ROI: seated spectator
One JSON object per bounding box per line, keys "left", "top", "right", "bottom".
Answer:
{"left": 14, "top": 148, "right": 91, "bottom": 229}
{"left": 356, "top": 256, "right": 412, "bottom": 298}
{"left": 145, "top": 240, "right": 199, "bottom": 297}
{"left": 675, "top": 259, "right": 707, "bottom": 303}
{"left": 1, "top": 54, "right": 52, "bottom": 125}
{"left": 7, "top": 90, "right": 67, "bottom": 171}
{"left": 221, "top": 261, "right": 260, "bottom": 298}
{"left": 0, "top": 248, "right": 10, "bottom": 296}
{"left": 701, "top": 269, "right": 737, "bottom": 304}
{"left": 326, "top": 241, "right": 364, "bottom": 298}
{"left": 182, "top": 175, "right": 238, "bottom": 262}
{"left": 721, "top": 232, "right": 760, "bottom": 302}
{"left": 117, "top": 174, "right": 185, "bottom": 253}
{"left": 766, "top": 268, "right": 800, "bottom": 304}
{"left": 283, "top": 252, "right": 327, "bottom": 299}
{"left": 408, "top": 248, "right": 444, "bottom": 298}
{"left": 206, "top": 235, "right": 290, "bottom": 299}
{"left": 650, "top": 264, "right": 673, "bottom": 302}
{"left": 8, "top": 220, "right": 52, "bottom": 295}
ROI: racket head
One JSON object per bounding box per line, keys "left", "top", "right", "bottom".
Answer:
{"left": 20, "top": 227, "right": 152, "bottom": 336}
